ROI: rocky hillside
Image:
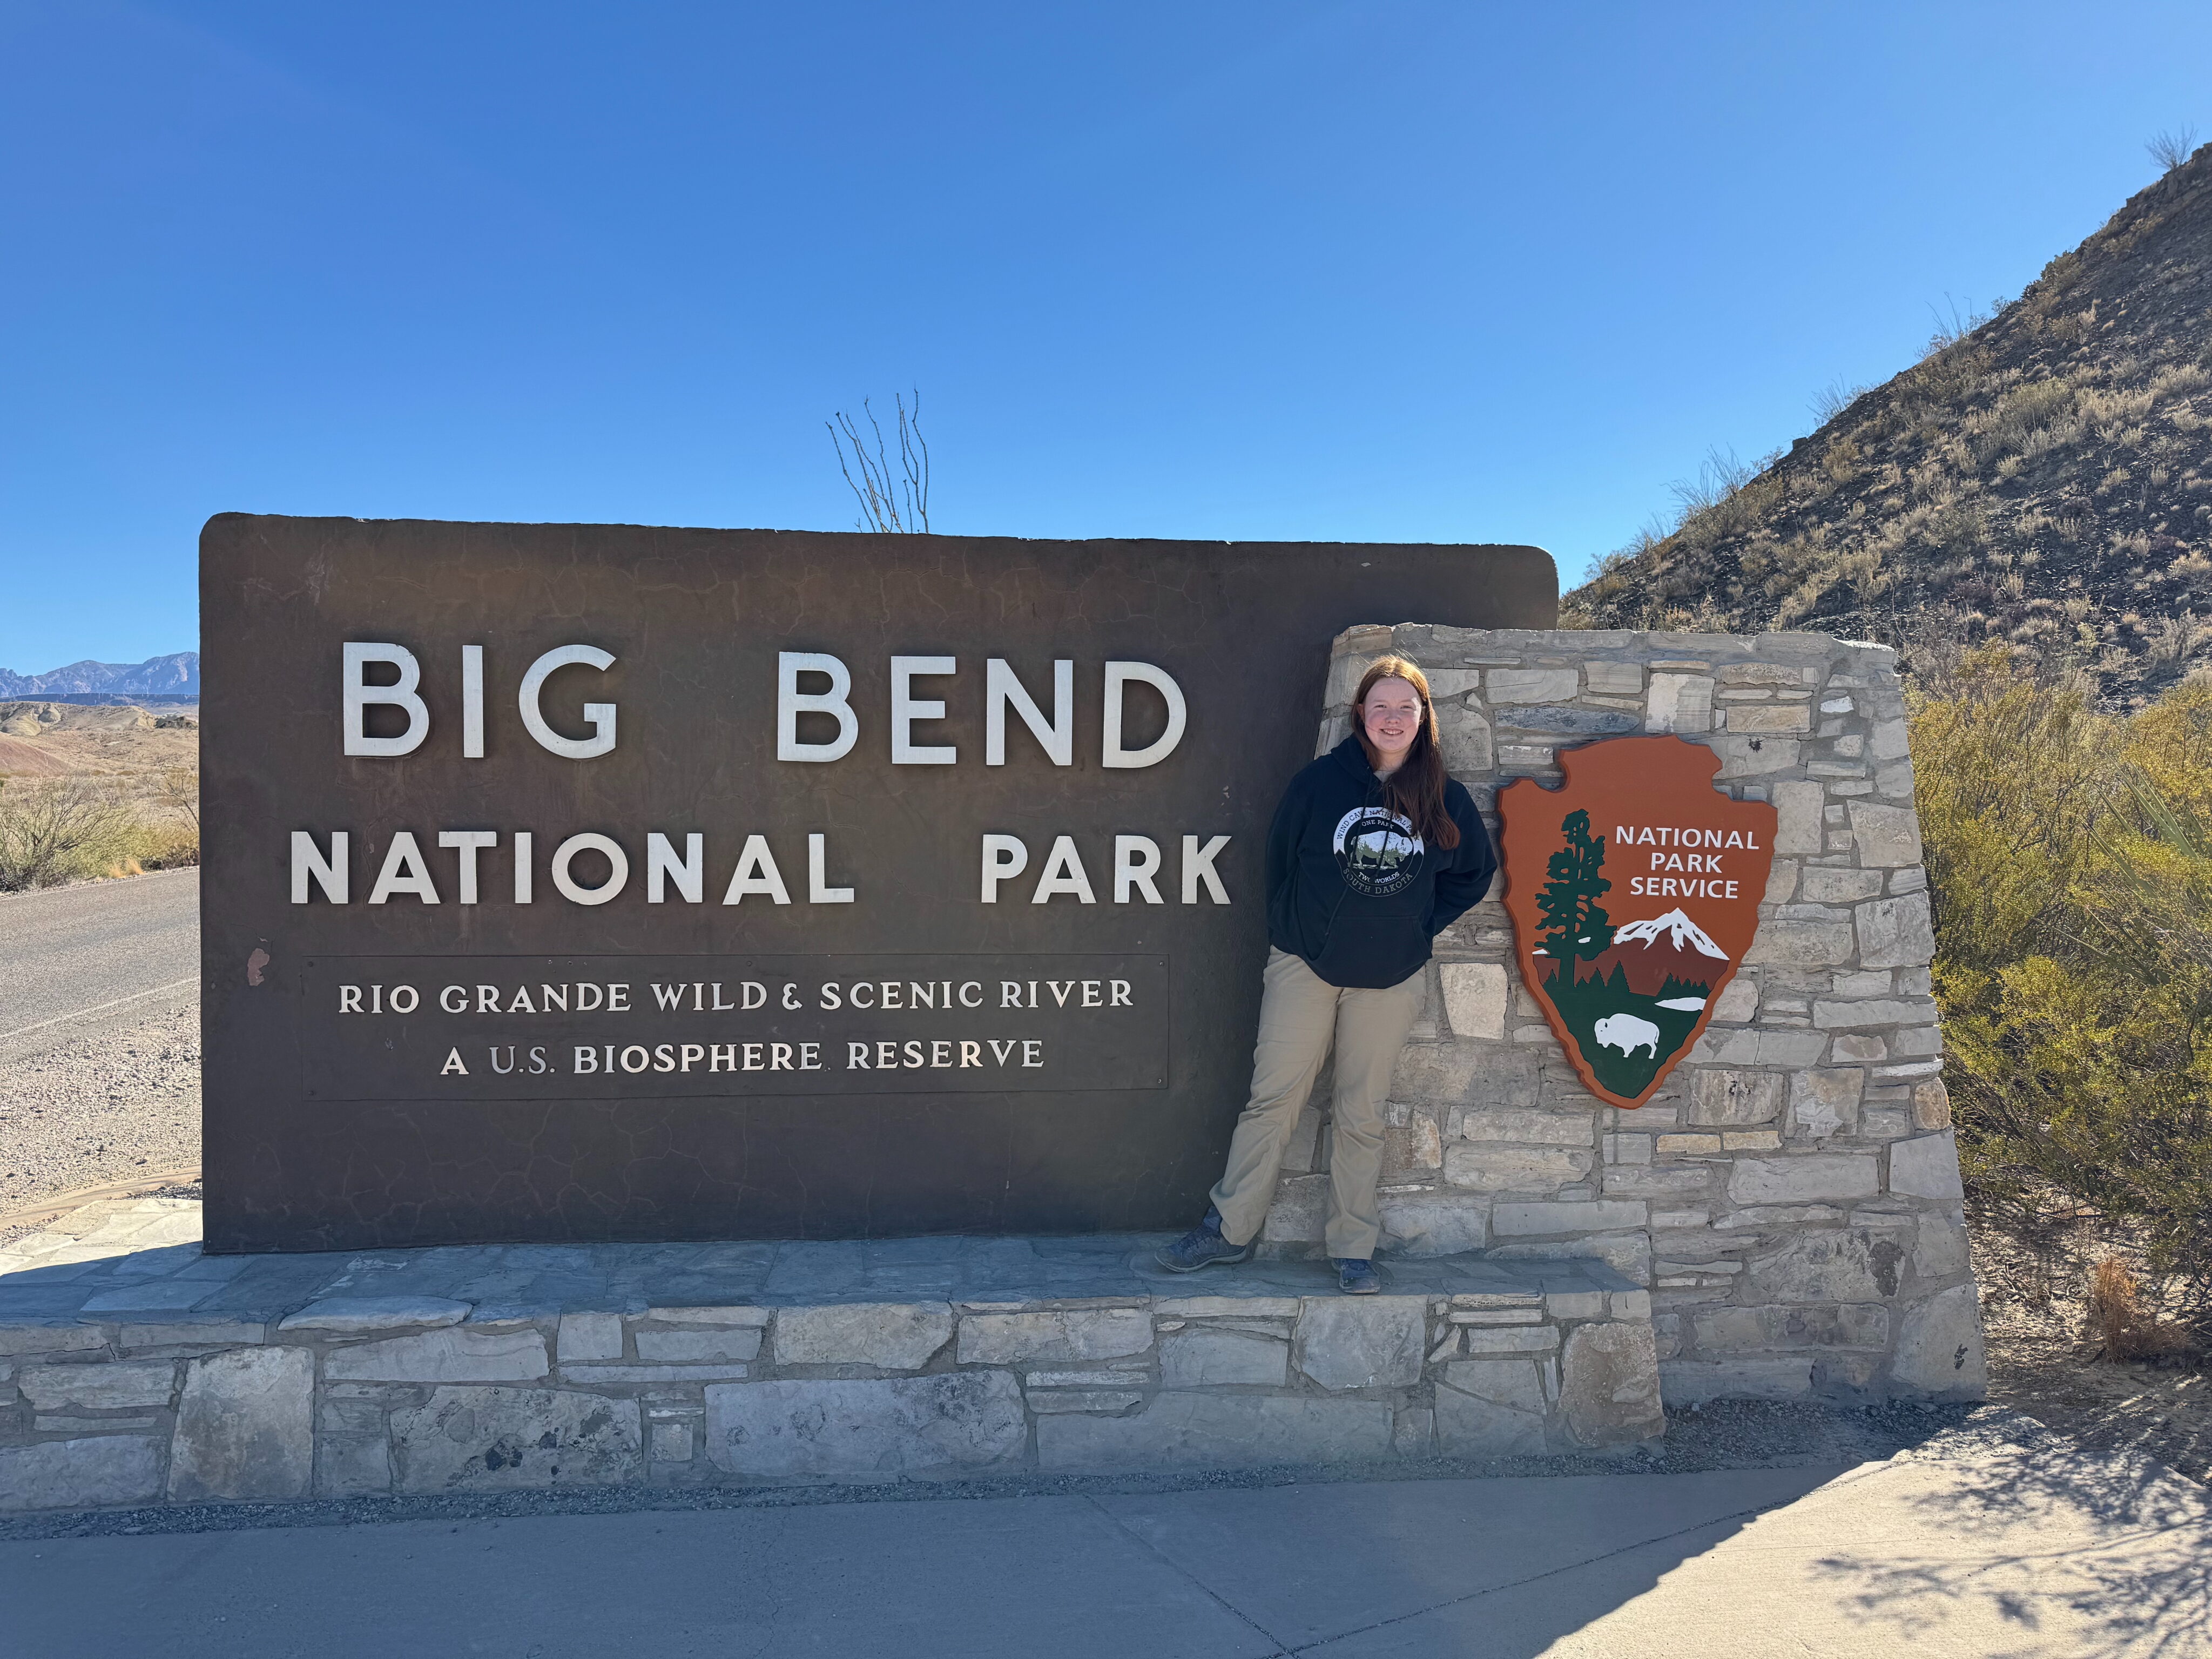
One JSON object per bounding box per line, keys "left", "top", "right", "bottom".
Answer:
{"left": 0, "top": 702, "right": 197, "bottom": 780}
{"left": 1567, "top": 145, "right": 2212, "bottom": 703}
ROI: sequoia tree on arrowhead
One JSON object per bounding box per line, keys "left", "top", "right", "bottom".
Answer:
{"left": 1534, "top": 808, "right": 1615, "bottom": 987}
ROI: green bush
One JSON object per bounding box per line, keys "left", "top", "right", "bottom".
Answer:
{"left": 0, "top": 777, "right": 136, "bottom": 890}
{"left": 0, "top": 775, "right": 198, "bottom": 888}
{"left": 124, "top": 817, "right": 200, "bottom": 870}
{"left": 1915, "top": 648, "right": 2212, "bottom": 1326}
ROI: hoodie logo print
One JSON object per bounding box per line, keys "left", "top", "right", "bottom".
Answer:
{"left": 1333, "top": 807, "right": 1425, "bottom": 898}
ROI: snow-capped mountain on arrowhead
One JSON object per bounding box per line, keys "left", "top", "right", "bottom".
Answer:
{"left": 1610, "top": 908, "right": 1728, "bottom": 959}
{"left": 1582, "top": 907, "right": 1731, "bottom": 997}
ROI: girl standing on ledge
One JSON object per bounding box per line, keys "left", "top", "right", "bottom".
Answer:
{"left": 1157, "top": 656, "right": 1496, "bottom": 1293}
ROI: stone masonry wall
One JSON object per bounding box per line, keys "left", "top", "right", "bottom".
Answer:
{"left": 0, "top": 1231, "right": 1658, "bottom": 1510}
{"left": 1262, "top": 625, "right": 1985, "bottom": 1405}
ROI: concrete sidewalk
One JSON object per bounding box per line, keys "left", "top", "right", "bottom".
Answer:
{"left": 3, "top": 1420, "right": 2204, "bottom": 1657}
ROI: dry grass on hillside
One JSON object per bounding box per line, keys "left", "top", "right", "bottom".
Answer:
{"left": 1569, "top": 144, "right": 2212, "bottom": 705}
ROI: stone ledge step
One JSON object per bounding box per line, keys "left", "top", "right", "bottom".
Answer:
{"left": 1, "top": 1236, "right": 1663, "bottom": 1513}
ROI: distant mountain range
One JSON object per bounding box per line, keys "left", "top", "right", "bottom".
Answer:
{"left": 0, "top": 652, "right": 199, "bottom": 699}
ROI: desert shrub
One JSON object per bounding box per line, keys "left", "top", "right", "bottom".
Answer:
{"left": 1810, "top": 380, "right": 1870, "bottom": 426}
{"left": 0, "top": 777, "right": 134, "bottom": 890}
{"left": 2148, "top": 125, "right": 2200, "bottom": 176}
{"left": 154, "top": 768, "right": 199, "bottom": 832}
{"left": 2086, "top": 1256, "right": 2190, "bottom": 1359}
{"left": 1916, "top": 650, "right": 2212, "bottom": 1335}
{"left": 2146, "top": 610, "right": 2212, "bottom": 667}
{"left": 0, "top": 773, "right": 199, "bottom": 887}
{"left": 125, "top": 817, "right": 200, "bottom": 870}
{"left": 1974, "top": 377, "right": 2076, "bottom": 467}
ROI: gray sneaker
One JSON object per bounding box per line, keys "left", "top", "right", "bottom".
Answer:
{"left": 1335, "top": 1257, "right": 1381, "bottom": 1294}
{"left": 1155, "top": 1217, "right": 1252, "bottom": 1273}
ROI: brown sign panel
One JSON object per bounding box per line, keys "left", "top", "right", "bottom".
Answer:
{"left": 1497, "top": 736, "right": 1775, "bottom": 1109}
{"left": 201, "top": 515, "right": 1555, "bottom": 1251}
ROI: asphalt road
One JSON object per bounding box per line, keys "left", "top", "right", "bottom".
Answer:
{"left": 0, "top": 867, "right": 198, "bottom": 1052}
{"left": 0, "top": 870, "right": 201, "bottom": 1222}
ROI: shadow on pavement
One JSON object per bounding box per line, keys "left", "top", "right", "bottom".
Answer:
{"left": 1803, "top": 1416, "right": 2212, "bottom": 1659}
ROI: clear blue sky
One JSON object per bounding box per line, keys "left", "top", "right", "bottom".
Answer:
{"left": 3, "top": 1, "right": 2207, "bottom": 672}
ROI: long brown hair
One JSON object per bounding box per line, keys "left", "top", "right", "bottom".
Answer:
{"left": 1352, "top": 656, "right": 1461, "bottom": 850}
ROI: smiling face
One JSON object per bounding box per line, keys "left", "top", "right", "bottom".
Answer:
{"left": 1361, "top": 676, "right": 1422, "bottom": 771}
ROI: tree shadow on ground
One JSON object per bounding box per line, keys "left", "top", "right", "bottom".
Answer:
{"left": 1809, "top": 1413, "right": 2211, "bottom": 1659}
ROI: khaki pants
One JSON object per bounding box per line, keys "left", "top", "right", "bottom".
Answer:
{"left": 1209, "top": 948, "right": 1427, "bottom": 1259}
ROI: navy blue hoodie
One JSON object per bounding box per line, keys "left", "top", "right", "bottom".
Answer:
{"left": 1264, "top": 736, "right": 1498, "bottom": 989}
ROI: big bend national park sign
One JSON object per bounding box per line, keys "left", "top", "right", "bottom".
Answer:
{"left": 1498, "top": 736, "right": 1776, "bottom": 1109}
{"left": 200, "top": 515, "right": 1555, "bottom": 1251}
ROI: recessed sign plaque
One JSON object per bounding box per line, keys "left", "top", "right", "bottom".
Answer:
{"left": 298, "top": 954, "right": 1170, "bottom": 1100}
{"left": 201, "top": 515, "right": 1554, "bottom": 1250}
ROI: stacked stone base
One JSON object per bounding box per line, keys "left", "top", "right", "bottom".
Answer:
{"left": 1267, "top": 624, "right": 1988, "bottom": 1407}
{"left": 0, "top": 1230, "right": 1659, "bottom": 1512}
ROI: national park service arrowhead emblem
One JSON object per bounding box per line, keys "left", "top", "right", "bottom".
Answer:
{"left": 1497, "top": 736, "right": 1776, "bottom": 1109}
